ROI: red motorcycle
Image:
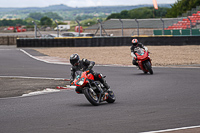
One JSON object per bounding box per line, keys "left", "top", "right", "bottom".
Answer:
{"left": 134, "top": 47, "right": 153, "bottom": 74}
{"left": 72, "top": 70, "right": 115, "bottom": 106}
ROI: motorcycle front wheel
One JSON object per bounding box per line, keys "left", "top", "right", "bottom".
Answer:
{"left": 145, "top": 61, "right": 153, "bottom": 74}
{"left": 83, "top": 87, "right": 100, "bottom": 106}
{"left": 106, "top": 89, "right": 116, "bottom": 103}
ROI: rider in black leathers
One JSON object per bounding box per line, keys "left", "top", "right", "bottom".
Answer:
{"left": 70, "top": 53, "right": 110, "bottom": 94}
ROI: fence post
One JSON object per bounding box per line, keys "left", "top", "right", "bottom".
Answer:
{"left": 76, "top": 20, "right": 81, "bottom": 36}
{"left": 54, "top": 20, "right": 59, "bottom": 37}
{"left": 160, "top": 17, "right": 165, "bottom": 35}
{"left": 135, "top": 19, "right": 139, "bottom": 36}
{"left": 97, "top": 19, "right": 102, "bottom": 36}
{"left": 119, "top": 19, "right": 123, "bottom": 36}
{"left": 32, "top": 21, "right": 37, "bottom": 38}
{"left": 187, "top": 17, "right": 192, "bottom": 36}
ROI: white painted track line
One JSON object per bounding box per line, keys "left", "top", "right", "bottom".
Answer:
{"left": 0, "top": 76, "right": 66, "bottom": 80}
{"left": 20, "top": 49, "right": 70, "bottom": 65}
{"left": 141, "top": 125, "right": 200, "bottom": 133}
{"left": 21, "top": 88, "right": 60, "bottom": 97}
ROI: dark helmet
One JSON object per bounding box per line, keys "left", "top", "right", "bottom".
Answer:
{"left": 70, "top": 53, "right": 80, "bottom": 66}
{"left": 132, "top": 39, "right": 138, "bottom": 46}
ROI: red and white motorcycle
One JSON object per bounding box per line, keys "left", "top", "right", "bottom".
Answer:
{"left": 133, "top": 47, "right": 153, "bottom": 74}
{"left": 72, "top": 70, "right": 116, "bottom": 106}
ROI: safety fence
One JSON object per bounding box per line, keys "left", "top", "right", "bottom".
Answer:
{"left": 17, "top": 36, "right": 200, "bottom": 47}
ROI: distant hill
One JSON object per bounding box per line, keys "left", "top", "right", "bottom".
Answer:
{"left": 0, "top": 4, "right": 171, "bottom": 20}
{"left": 0, "top": 4, "right": 72, "bottom": 12}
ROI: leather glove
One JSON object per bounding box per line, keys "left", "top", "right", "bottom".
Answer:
{"left": 134, "top": 57, "right": 137, "bottom": 60}
{"left": 85, "top": 69, "right": 91, "bottom": 73}
{"left": 70, "top": 79, "right": 73, "bottom": 84}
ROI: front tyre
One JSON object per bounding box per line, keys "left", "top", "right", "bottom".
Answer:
{"left": 83, "top": 87, "right": 100, "bottom": 106}
{"left": 145, "top": 61, "right": 153, "bottom": 74}
{"left": 143, "top": 71, "right": 148, "bottom": 74}
{"left": 106, "top": 89, "right": 116, "bottom": 103}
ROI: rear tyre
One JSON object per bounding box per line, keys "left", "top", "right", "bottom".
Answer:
{"left": 106, "top": 89, "right": 116, "bottom": 103}
{"left": 145, "top": 61, "right": 153, "bottom": 74}
{"left": 83, "top": 87, "right": 100, "bottom": 106}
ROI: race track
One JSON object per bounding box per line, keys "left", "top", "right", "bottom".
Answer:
{"left": 0, "top": 46, "right": 200, "bottom": 133}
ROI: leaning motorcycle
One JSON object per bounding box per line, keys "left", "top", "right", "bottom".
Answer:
{"left": 134, "top": 47, "right": 153, "bottom": 74}
{"left": 72, "top": 70, "right": 115, "bottom": 106}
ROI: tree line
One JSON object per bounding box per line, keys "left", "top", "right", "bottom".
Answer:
{"left": 106, "top": 0, "right": 200, "bottom": 19}
{"left": 0, "top": 19, "right": 27, "bottom": 26}
{"left": 106, "top": 7, "right": 168, "bottom": 20}
{"left": 166, "top": 0, "right": 200, "bottom": 17}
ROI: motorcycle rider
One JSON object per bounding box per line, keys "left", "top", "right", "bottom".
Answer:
{"left": 130, "top": 39, "right": 148, "bottom": 67}
{"left": 69, "top": 53, "right": 110, "bottom": 94}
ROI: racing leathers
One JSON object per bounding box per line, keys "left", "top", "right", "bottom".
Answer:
{"left": 130, "top": 42, "right": 148, "bottom": 66}
{"left": 70, "top": 58, "right": 110, "bottom": 93}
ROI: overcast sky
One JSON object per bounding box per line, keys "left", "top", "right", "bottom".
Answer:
{"left": 0, "top": 0, "right": 177, "bottom": 8}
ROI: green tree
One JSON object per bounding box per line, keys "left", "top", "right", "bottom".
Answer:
{"left": 166, "top": 0, "right": 200, "bottom": 17}
{"left": 120, "top": 10, "right": 129, "bottom": 18}
{"left": 106, "top": 13, "right": 121, "bottom": 19}
{"left": 106, "top": 7, "right": 168, "bottom": 20}
{"left": 0, "top": 19, "right": 27, "bottom": 26}
{"left": 40, "top": 16, "right": 53, "bottom": 26}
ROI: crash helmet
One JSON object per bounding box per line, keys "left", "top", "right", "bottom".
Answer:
{"left": 132, "top": 39, "right": 138, "bottom": 46}
{"left": 70, "top": 53, "right": 80, "bottom": 66}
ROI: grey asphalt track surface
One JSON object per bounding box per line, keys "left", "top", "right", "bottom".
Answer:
{"left": 0, "top": 45, "right": 69, "bottom": 98}
{"left": 0, "top": 45, "right": 200, "bottom": 133}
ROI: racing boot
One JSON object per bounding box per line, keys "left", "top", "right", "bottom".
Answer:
{"left": 97, "top": 73, "right": 110, "bottom": 90}
{"left": 103, "top": 82, "right": 110, "bottom": 90}
{"left": 102, "top": 92, "right": 109, "bottom": 101}
{"left": 99, "top": 77, "right": 110, "bottom": 101}
{"left": 133, "top": 59, "right": 140, "bottom": 69}
{"left": 99, "top": 77, "right": 110, "bottom": 90}
{"left": 136, "top": 64, "right": 140, "bottom": 70}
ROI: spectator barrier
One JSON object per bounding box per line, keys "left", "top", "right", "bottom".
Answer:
{"left": 17, "top": 36, "right": 200, "bottom": 47}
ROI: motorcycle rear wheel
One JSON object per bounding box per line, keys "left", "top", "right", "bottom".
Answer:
{"left": 145, "top": 61, "right": 153, "bottom": 74}
{"left": 83, "top": 87, "right": 100, "bottom": 106}
{"left": 106, "top": 90, "right": 116, "bottom": 103}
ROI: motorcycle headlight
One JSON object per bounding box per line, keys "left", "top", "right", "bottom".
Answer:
{"left": 77, "top": 78, "right": 84, "bottom": 85}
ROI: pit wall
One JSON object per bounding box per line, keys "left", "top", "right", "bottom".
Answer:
{"left": 17, "top": 36, "right": 200, "bottom": 47}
